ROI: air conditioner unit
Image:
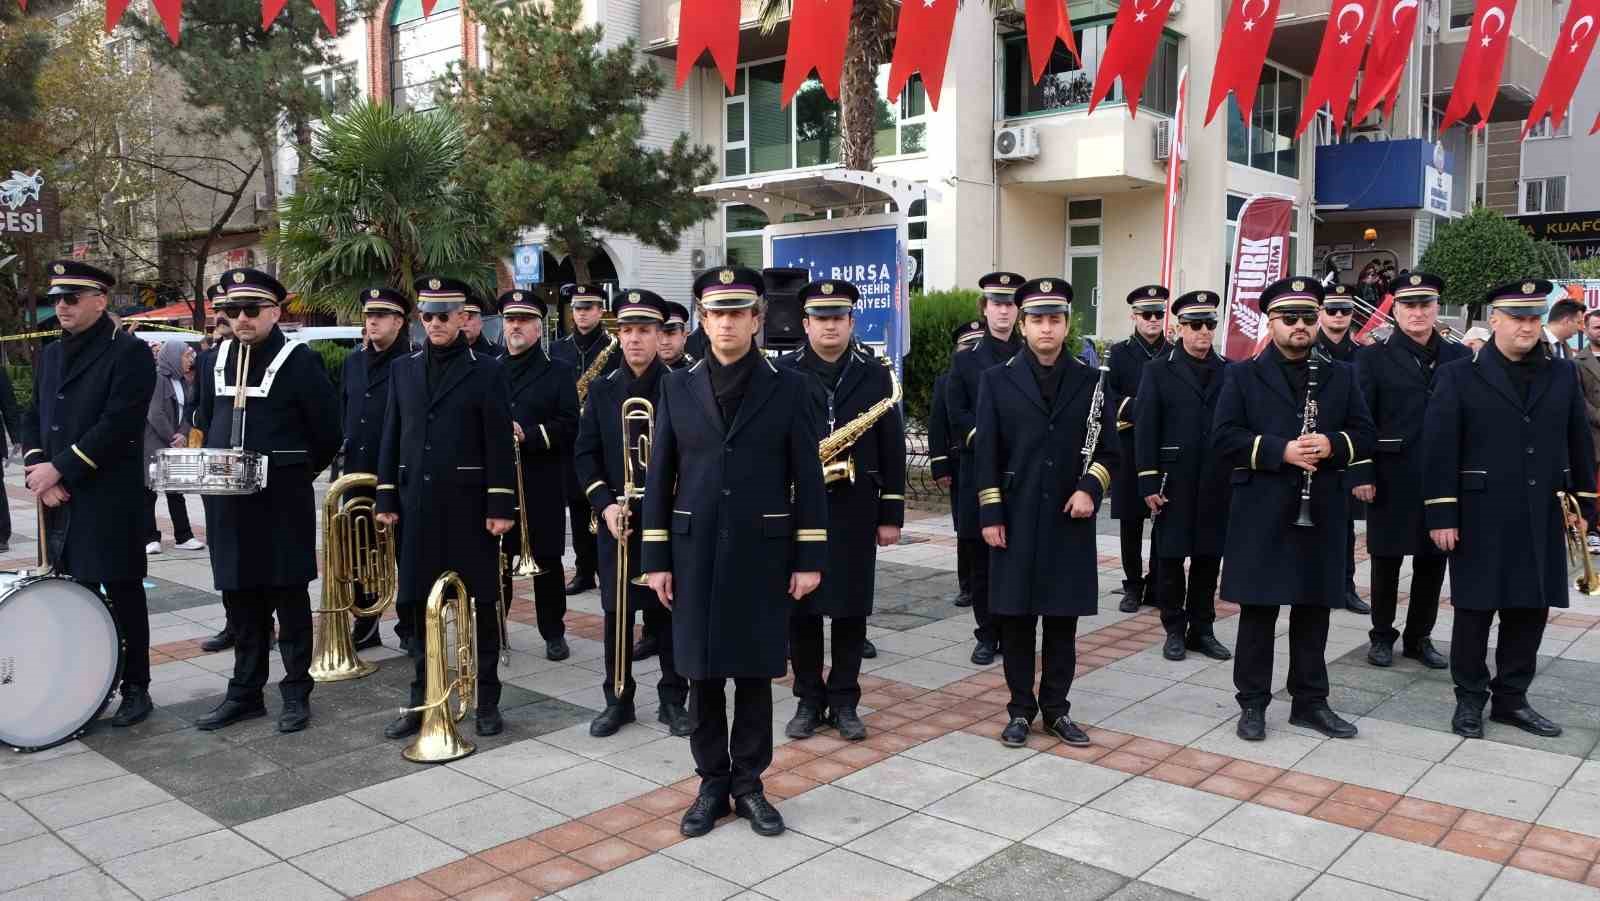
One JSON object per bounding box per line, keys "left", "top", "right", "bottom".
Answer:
{"left": 994, "top": 125, "right": 1040, "bottom": 162}
{"left": 1153, "top": 119, "right": 1173, "bottom": 162}
{"left": 254, "top": 191, "right": 273, "bottom": 212}
{"left": 1348, "top": 125, "right": 1385, "bottom": 144}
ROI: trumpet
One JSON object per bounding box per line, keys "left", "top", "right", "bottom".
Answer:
{"left": 1559, "top": 492, "right": 1600, "bottom": 595}
{"left": 311, "top": 473, "right": 399, "bottom": 682}
{"left": 401, "top": 571, "right": 478, "bottom": 763}
{"left": 613, "top": 397, "right": 653, "bottom": 697}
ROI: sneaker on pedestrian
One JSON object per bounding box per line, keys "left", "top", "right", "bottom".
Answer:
{"left": 144, "top": 541, "right": 161, "bottom": 555}
{"left": 1587, "top": 533, "right": 1599, "bottom": 556}
{"left": 175, "top": 538, "right": 206, "bottom": 550}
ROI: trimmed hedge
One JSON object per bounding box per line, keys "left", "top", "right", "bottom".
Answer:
{"left": 905, "top": 290, "right": 983, "bottom": 425}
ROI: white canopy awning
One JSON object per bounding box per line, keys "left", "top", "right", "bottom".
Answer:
{"left": 695, "top": 168, "right": 940, "bottom": 222}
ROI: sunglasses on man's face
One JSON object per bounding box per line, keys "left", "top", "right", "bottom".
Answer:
{"left": 1274, "top": 313, "right": 1318, "bottom": 327}
{"left": 420, "top": 312, "right": 452, "bottom": 324}
{"left": 1183, "top": 320, "right": 1218, "bottom": 331}
{"left": 222, "top": 305, "right": 266, "bottom": 320}
{"left": 1323, "top": 308, "right": 1353, "bottom": 317}
{"left": 1136, "top": 311, "right": 1164, "bottom": 321}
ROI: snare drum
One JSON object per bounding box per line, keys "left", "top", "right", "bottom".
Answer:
{"left": 0, "top": 574, "right": 123, "bottom": 752}
{"left": 149, "top": 448, "right": 268, "bottom": 495}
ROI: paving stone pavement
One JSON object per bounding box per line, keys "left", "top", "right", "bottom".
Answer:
{"left": 8, "top": 473, "right": 1600, "bottom": 899}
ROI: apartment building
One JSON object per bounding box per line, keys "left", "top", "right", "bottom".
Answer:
{"left": 1514, "top": 64, "right": 1600, "bottom": 263}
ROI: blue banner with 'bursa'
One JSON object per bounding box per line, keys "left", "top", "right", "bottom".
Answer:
{"left": 771, "top": 225, "right": 902, "bottom": 353}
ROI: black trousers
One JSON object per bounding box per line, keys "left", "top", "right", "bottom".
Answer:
{"left": 1120, "top": 517, "right": 1156, "bottom": 595}
{"left": 408, "top": 591, "right": 502, "bottom": 710}
{"left": 1158, "top": 556, "right": 1221, "bottom": 638}
{"left": 962, "top": 538, "right": 997, "bottom": 645}
{"left": 689, "top": 677, "right": 773, "bottom": 799}
{"left": 789, "top": 614, "right": 867, "bottom": 711}
{"left": 564, "top": 461, "right": 597, "bottom": 577}
{"left": 1370, "top": 555, "right": 1447, "bottom": 646}
{"left": 499, "top": 556, "right": 567, "bottom": 642}
{"left": 955, "top": 533, "right": 972, "bottom": 598}
{"left": 79, "top": 579, "right": 149, "bottom": 689}
{"left": 998, "top": 614, "right": 1078, "bottom": 723}
{"left": 1451, "top": 608, "right": 1546, "bottom": 712}
{"left": 145, "top": 489, "right": 194, "bottom": 544}
{"left": 0, "top": 467, "right": 9, "bottom": 543}
{"left": 602, "top": 603, "right": 686, "bottom": 707}
{"left": 1234, "top": 604, "right": 1330, "bottom": 712}
{"left": 224, "top": 586, "right": 313, "bottom": 706}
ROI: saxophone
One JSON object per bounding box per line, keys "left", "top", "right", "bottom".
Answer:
{"left": 820, "top": 361, "right": 902, "bottom": 485}
{"left": 575, "top": 332, "right": 616, "bottom": 413}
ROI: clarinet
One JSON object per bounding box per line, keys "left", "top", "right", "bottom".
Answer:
{"left": 1293, "top": 356, "right": 1319, "bottom": 528}
{"left": 1081, "top": 365, "right": 1111, "bottom": 479}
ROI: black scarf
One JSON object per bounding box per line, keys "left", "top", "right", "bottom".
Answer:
{"left": 366, "top": 336, "right": 405, "bottom": 384}
{"left": 1487, "top": 337, "right": 1546, "bottom": 402}
{"left": 1274, "top": 344, "right": 1312, "bottom": 399}
{"left": 1317, "top": 330, "right": 1356, "bottom": 363}
{"left": 987, "top": 329, "right": 1022, "bottom": 359}
{"left": 60, "top": 312, "right": 113, "bottom": 372}
{"left": 1024, "top": 345, "right": 1069, "bottom": 410}
{"left": 1393, "top": 328, "right": 1441, "bottom": 383}
{"left": 426, "top": 333, "right": 469, "bottom": 397}
{"left": 505, "top": 341, "right": 547, "bottom": 383}
{"left": 625, "top": 358, "right": 665, "bottom": 401}
{"left": 1134, "top": 332, "right": 1168, "bottom": 359}
{"left": 1181, "top": 343, "right": 1220, "bottom": 390}
{"left": 707, "top": 347, "right": 759, "bottom": 425}
{"left": 802, "top": 345, "right": 848, "bottom": 390}
{"left": 574, "top": 326, "right": 604, "bottom": 354}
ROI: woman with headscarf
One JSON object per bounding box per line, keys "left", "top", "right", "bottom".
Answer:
{"left": 144, "top": 340, "right": 204, "bottom": 553}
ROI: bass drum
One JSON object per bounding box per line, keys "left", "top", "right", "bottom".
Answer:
{"left": 0, "top": 575, "right": 124, "bottom": 752}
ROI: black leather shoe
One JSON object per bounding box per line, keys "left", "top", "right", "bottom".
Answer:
{"left": 735, "top": 792, "right": 785, "bottom": 836}
{"left": 546, "top": 639, "right": 571, "bottom": 661}
{"left": 829, "top": 706, "right": 868, "bottom": 741}
{"left": 564, "top": 572, "right": 597, "bottom": 595}
{"left": 1236, "top": 707, "right": 1266, "bottom": 741}
{"left": 199, "top": 629, "right": 235, "bottom": 653}
{"left": 1402, "top": 639, "right": 1448, "bottom": 670}
{"left": 954, "top": 591, "right": 973, "bottom": 608}
{"left": 1490, "top": 705, "right": 1563, "bottom": 737}
{"left": 278, "top": 699, "right": 310, "bottom": 733}
{"left": 971, "top": 640, "right": 998, "bottom": 666}
{"left": 1045, "top": 716, "right": 1090, "bottom": 747}
{"left": 658, "top": 702, "right": 692, "bottom": 737}
{"left": 589, "top": 703, "right": 636, "bottom": 737}
{"left": 1452, "top": 702, "right": 1484, "bottom": 738}
{"left": 1187, "top": 634, "right": 1233, "bottom": 661}
{"left": 476, "top": 707, "right": 504, "bottom": 736}
{"left": 1345, "top": 591, "right": 1371, "bottom": 615}
{"left": 631, "top": 635, "right": 659, "bottom": 661}
{"left": 1162, "top": 633, "right": 1186, "bottom": 661}
{"left": 1290, "top": 705, "right": 1358, "bottom": 739}
{"left": 785, "top": 702, "right": 824, "bottom": 739}
{"left": 397, "top": 635, "right": 417, "bottom": 654}
{"left": 1117, "top": 590, "right": 1141, "bottom": 614}
{"left": 1368, "top": 640, "right": 1394, "bottom": 668}
{"left": 196, "top": 699, "right": 266, "bottom": 732}
{"left": 111, "top": 686, "right": 153, "bottom": 727}
{"left": 680, "top": 792, "right": 731, "bottom": 837}
{"left": 861, "top": 639, "right": 877, "bottom": 659}
{"left": 385, "top": 711, "right": 421, "bottom": 739}
{"left": 1000, "top": 716, "right": 1030, "bottom": 748}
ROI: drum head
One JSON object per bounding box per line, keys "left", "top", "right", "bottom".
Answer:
{"left": 0, "top": 577, "right": 123, "bottom": 752}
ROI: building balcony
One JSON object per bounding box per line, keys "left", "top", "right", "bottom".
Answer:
{"left": 996, "top": 109, "right": 1169, "bottom": 194}
{"left": 641, "top": 0, "right": 791, "bottom": 60}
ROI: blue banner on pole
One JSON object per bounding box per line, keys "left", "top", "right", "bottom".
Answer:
{"left": 771, "top": 226, "right": 902, "bottom": 352}
{"left": 512, "top": 243, "right": 543, "bottom": 285}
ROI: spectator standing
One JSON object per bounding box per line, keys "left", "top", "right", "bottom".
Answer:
{"left": 144, "top": 341, "right": 204, "bottom": 553}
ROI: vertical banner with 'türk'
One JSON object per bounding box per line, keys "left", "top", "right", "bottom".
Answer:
{"left": 1221, "top": 194, "right": 1295, "bottom": 360}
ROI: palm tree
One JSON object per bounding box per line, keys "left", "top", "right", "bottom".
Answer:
{"left": 272, "top": 101, "right": 508, "bottom": 319}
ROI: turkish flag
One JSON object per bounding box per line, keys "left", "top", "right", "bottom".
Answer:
{"left": 887, "top": 0, "right": 959, "bottom": 108}
{"left": 1439, "top": 0, "right": 1521, "bottom": 131}
{"left": 1088, "top": 0, "right": 1175, "bottom": 116}
{"left": 1294, "top": 0, "right": 1380, "bottom": 137}
{"left": 1205, "top": 0, "right": 1282, "bottom": 126}
{"left": 1523, "top": 0, "right": 1600, "bottom": 136}
{"left": 676, "top": 0, "right": 741, "bottom": 92}
{"left": 1026, "top": 0, "right": 1080, "bottom": 84}
{"left": 1352, "top": 0, "right": 1420, "bottom": 123}
{"left": 782, "top": 0, "right": 853, "bottom": 105}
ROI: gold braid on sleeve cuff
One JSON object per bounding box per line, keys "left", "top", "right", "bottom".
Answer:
{"left": 1250, "top": 435, "right": 1263, "bottom": 470}
{"left": 642, "top": 529, "right": 670, "bottom": 542}
{"left": 377, "top": 484, "right": 396, "bottom": 491}
{"left": 24, "top": 449, "right": 44, "bottom": 460}
{"left": 879, "top": 494, "right": 905, "bottom": 501}
{"left": 71, "top": 444, "right": 97, "bottom": 470}
{"left": 1088, "top": 463, "right": 1111, "bottom": 494}
{"left": 1578, "top": 492, "right": 1599, "bottom": 499}
{"left": 966, "top": 428, "right": 976, "bottom": 446}
{"left": 1138, "top": 469, "right": 1159, "bottom": 477}
{"left": 978, "top": 488, "right": 1003, "bottom": 506}
{"left": 1339, "top": 431, "right": 1355, "bottom": 462}
{"left": 1424, "top": 497, "right": 1457, "bottom": 505}
{"left": 795, "top": 529, "right": 828, "bottom": 542}
{"left": 488, "top": 487, "right": 515, "bottom": 495}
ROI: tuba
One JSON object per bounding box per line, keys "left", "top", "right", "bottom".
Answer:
{"left": 613, "top": 397, "right": 653, "bottom": 696}
{"left": 310, "top": 473, "right": 398, "bottom": 682}
{"left": 401, "top": 572, "right": 478, "bottom": 763}
{"left": 1558, "top": 492, "right": 1600, "bottom": 595}
{"left": 819, "top": 361, "right": 902, "bottom": 485}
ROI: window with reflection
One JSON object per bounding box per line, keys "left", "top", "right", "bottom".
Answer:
{"left": 1226, "top": 63, "right": 1302, "bottom": 178}
{"left": 390, "top": 0, "right": 462, "bottom": 112}
{"left": 999, "top": 24, "right": 1180, "bottom": 118}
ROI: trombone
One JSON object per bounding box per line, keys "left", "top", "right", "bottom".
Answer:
{"left": 495, "top": 431, "right": 545, "bottom": 665}
{"left": 1346, "top": 292, "right": 1466, "bottom": 344}
{"left": 613, "top": 397, "right": 653, "bottom": 697}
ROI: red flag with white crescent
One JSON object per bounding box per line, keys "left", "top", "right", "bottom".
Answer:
{"left": 676, "top": 0, "right": 741, "bottom": 92}
{"left": 1026, "top": 0, "right": 1080, "bottom": 84}
{"left": 1205, "top": 0, "right": 1282, "bottom": 126}
{"left": 1523, "top": 0, "right": 1600, "bottom": 136}
{"left": 1353, "top": 0, "right": 1421, "bottom": 123}
{"left": 1439, "top": 0, "right": 1521, "bottom": 131}
{"left": 261, "top": 0, "right": 339, "bottom": 32}
{"left": 1088, "top": 0, "right": 1175, "bottom": 117}
{"left": 887, "top": 0, "right": 959, "bottom": 108}
{"left": 1294, "top": 0, "right": 1381, "bottom": 137}
{"left": 782, "top": 0, "right": 853, "bottom": 105}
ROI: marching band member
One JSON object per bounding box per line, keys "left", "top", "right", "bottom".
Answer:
{"left": 1107, "top": 286, "right": 1170, "bottom": 614}
{"left": 22, "top": 261, "right": 157, "bottom": 727}
{"left": 1215, "top": 277, "right": 1374, "bottom": 742}
{"left": 1134, "top": 290, "right": 1233, "bottom": 662}
{"left": 192, "top": 268, "right": 342, "bottom": 733}
{"left": 378, "top": 276, "right": 516, "bottom": 740}
{"left": 642, "top": 267, "right": 827, "bottom": 839}
{"left": 342, "top": 287, "right": 413, "bottom": 652}
{"left": 196, "top": 288, "right": 239, "bottom": 654}
{"left": 778, "top": 280, "right": 905, "bottom": 743}
{"left": 945, "top": 273, "right": 1025, "bottom": 665}
{"left": 500, "top": 289, "right": 578, "bottom": 662}
{"left": 462, "top": 291, "right": 502, "bottom": 359}
{"left": 552, "top": 284, "right": 617, "bottom": 595}
{"left": 659, "top": 300, "right": 694, "bottom": 371}
{"left": 1316, "top": 285, "right": 1371, "bottom": 615}
{"left": 1423, "top": 280, "right": 1597, "bottom": 739}
{"left": 929, "top": 320, "right": 985, "bottom": 609}
{"left": 576, "top": 290, "right": 689, "bottom": 737}
{"left": 976, "top": 277, "right": 1112, "bottom": 749}
{"left": 1349, "top": 273, "right": 1466, "bottom": 670}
